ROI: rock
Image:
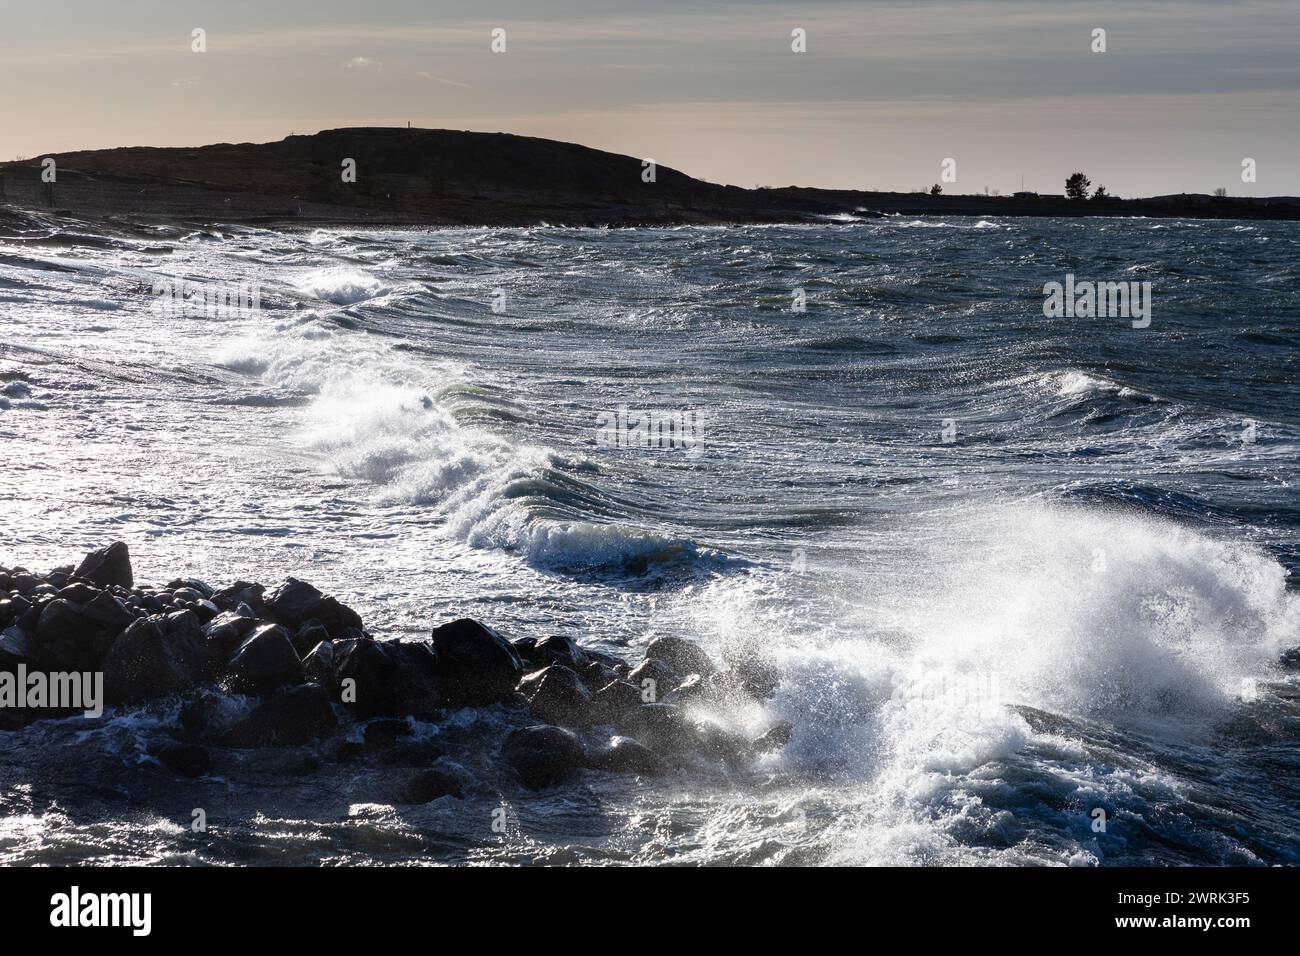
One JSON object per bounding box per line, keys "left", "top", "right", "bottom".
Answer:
{"left": 223, "top": 683, "right": 338, "bottom": 747}
{"left": 518, "top": 665, "right": 593, "bottom": 726}
{"left": 55, "top": 582, "right": 101, "bottom": 605}
{"left": 588, "top": 735, "right": 666, "bottom": 775}
{"left": 264, "top": 578, "right": 363, "bottom": 639}
{"left": 225, "top": 623, "right": 304, "bottom": 695}
{"left": 399, "top": 766, "right": 465, "bottom": 803}
{"left": 501, "top": 725, "right": 586, "bottom": 789}
{"left": 751, "top": 720, "right": 794, "bottom": 753}
{"left": 1281, "top": 647, "right": 1300, "bottom": 670}
{"left": 730, "top": 656, "right": 781, "bottom": 700}
{"left": 203, "top": 609, "right": 257, "bottom": 650}
{"left": 0, "top": 626, "right": 38, "bottom": 670}
{"left": 80, "top": 591, "right": 136, "bottom": 634}
{"left": 166, "top": 577, "right": 214, "bottom": 599}
{"left": 625, "top": 659, "right": 678, "bottom": 703}
{"left": 152, "top": 742, "right": 212, "bottom": 778}
{"left": 35, "top": 598, "right": 101, "bottom": 669}
{"left": 363, "top": 718, "right": 411, "bottom": 750}
{"left": 515, "top": 634, "right": 586, "bottom": 671}
{"left": 211, "top": 581, "right": 265, "bottom": 614}
{"left": 591, "top": 679, "right": 644, "bottom": 723}
{"left": 102, "top": 614, "right": 207, "bottom": 705}
{"left": 615, "top": 703, "right": 695, "bottom": 753}
{"left": 302, "top": 639, "right": 335, "bottom": 685}
{"left": 645, "top": 637, "right": 716, "bottom": 676}
{"left": 334, "top": 637, "right": 444, "bottom": 719}
{"left": 292, "top": 619, "right": 330, "bottom": 659}
{"left": 73, "top": 542, "right": 133, "bottom": 589}
{"left": 430, "top": 618, "right": 523, "bottom": 707}
{"left": 378, "top": 739, "right": 446, "bottom": 767}
{"left": 693, "top": 721, "right": 751, "bottom": 763}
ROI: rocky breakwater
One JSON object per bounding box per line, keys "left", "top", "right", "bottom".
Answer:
{"left": 0, "top": 542, "right": 792, "bottom": 799}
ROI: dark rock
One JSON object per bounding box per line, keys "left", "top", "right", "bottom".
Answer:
{"left": 694, "top": 721, "right": 751, "bottom": 763}
{"left": 302, "top": 640, "right": 335, "bottom": 686}
{"left": 334, "top": 637, "right": 444, "bottom": 719}
{"left": 35, "top": 598, "right": 102, "bottom": 669}
{"left": 211, "top": 581, "right": 265, "bottom": 613}
{"left": 81, "top": 591, "right": 136, "bottom": 634}
{"left": 591, "top": 679, "right": 644, "bottom": 723}
{"left": 1280, "top": 647, "right": 1300, "bottom": 670}
{"left": 73, "top": 542, "right": 133, "bottom": 589}
{"left": 0, "top": 626, "right": 38, "bottom": 670}
{"left": 12, "top": 573, "right": 37, "bottom": 594}
{"left": 223, "top": 683, "right": 337, "bottom": 747}
{"left": 203, "top": 609, "right": 257, "bottom": 650}
{"left": 515, "top": 634, "right": 586, "bottom": 670}
{"left": 265, "top": 578, "right": 363, "bottom": 638}
{"left": 335, "top": 740, "right": 365, "bottom": 762}
{"left": 751, "top": 720, "right": 794, "bottom": 753}
{"left": 518, "top": 664, "right": 593, "bottom": 726}
{"left": 501, "top": 725, "right": 586, "bottom": 789}
{"left": 625, "top": 659, "right": 678, "bottom": 703}
{"left": 615, "top": 703, "right": 695, "bottom": 753}
{"left": 166, "top": 578, "right": 214, "bottom": 599}
{"left": 588, "top": 735, "right": 666, "bottom": 775}
{"left": 363, "top": 717, "right": 411, "bottom": 750}
{"left": 152, "top": 742, "right": 212, "bottom": 778}
{"left": 645, "top": 637, "right": 715, "bottom": 676}
{"left": 226, "top": 623, "right": 303, "bottom": 695}
{"left": 55, "top": 582, "right": 101, "bottom": 605}
{"left": 399, "top": 766, "right": 465, "bottom": 803}
{"left": 103, "top": 614, "right": 207, "bottom": 705}
{"left": 378, "top": 739, "right": 446, "bottom": 767}
{"left": 730, "top": 656, "right": 781, "bottom": 700}
{"left": 292, "top": 619, "right": 330, "bottom": 659}
{"left": 430, "top": 618, "right": 523, "bottom": 707}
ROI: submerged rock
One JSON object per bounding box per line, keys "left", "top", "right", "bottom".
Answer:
{"left": 74, "top": 541, "right": 133, "bottom": 589}
{"left": 223, "top": 683, "right": 338, "bottom": 747}
{"left": 399, "top": 764, "right": 467, "bottom": 803}
{"left": 430, "top": 618, "right": 523, "bottom": 707}
{"left": 501, "top": 724, "right": 586, "bottom": 789}
{"left": 152, "top": 742, "right": 212, "bottom": 778}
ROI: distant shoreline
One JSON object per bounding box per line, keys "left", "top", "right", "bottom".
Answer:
{"left": 3, "top": 127, "right": 1298, "bottom": 228}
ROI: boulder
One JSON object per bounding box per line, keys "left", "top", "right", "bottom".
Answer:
{"left": 73, "top": 541, "right": 133, "bottom": 589}
{"left": 626, "top": 659, "right": 678, "bottom": 704}
{"left": 102, "top": 614, "right": 207, "bottom": 705}
{"left": 225, "top": 623, "right": 304, "bottom": 695}
{"left": 55, "top": 582, "right": 101, "bottom": 605}
{"left": 264, "top": 578, "right": 363, "bottom": 638}
{"left": 591, "top": 679, "right": 644, "bottom": 723}
{"left": 501, "top": 725, "right": 586, "bottom": 789}
{"left": 399, "top": 765, "right": 466, "bottom": 803}
{"left": 211, "top": 581, "right": 265, "bottom": 614}
{"left": 292, "top": 619, "right": 330, "bottom": 659}
{"left": 515, "top": 634, "right": 586, "bottom": 671}
{"left": 35, "top": 598, "right": 101, "bottom": 670}
{"left": 203, "top": 609, "right": 258, "bottom": 660}
{"left": 302, "top": 640, "right": 335, "bottom": 685}
{"left": 1281, "top": 647, "right": 1300, "bottom": 670}
{"left": 0, "top": 626, "right": 37, "bottom": 670}
{"left": 81, "top": 591, "right": 136, "bottom": 634}
{"left": 644, "top": 637, "right": 716, "bottom": 676}
{"left": 152, "top": 742, "right": 212, "bottom": 778}
{"left": 588, "top": 735, "right": 666, "bottom": 775}
{"left": 430, "top": 618, "right": 523, "bottom": 707}
{"left": 518, "top": 664, "right": 593, "bottom": 726}
{"left": 334, "top": 637, "right": 444, "bottom": 719}
{"left": 615, "top": 703, "right": 696, "bottom": 753}
{"left": 362, "top": 718, "right": 411, "bottom": 750}
{"left": 223, "top": 683, "right": 338, "bottom": 747}
{"left": 730, "top": 656, "right": 782, "bottom": 700}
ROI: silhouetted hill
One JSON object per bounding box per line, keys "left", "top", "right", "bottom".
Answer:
{"left": 2, "top": 127, "right": 1298, "bottom": 227}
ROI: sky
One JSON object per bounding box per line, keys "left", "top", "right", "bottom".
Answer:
{"left": 3, "top": 0, "right": 1298, "bottom": 197}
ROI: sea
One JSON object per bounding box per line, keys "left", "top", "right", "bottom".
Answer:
{"left": 2, "top": 210, "right": 1298, "bottom": 865}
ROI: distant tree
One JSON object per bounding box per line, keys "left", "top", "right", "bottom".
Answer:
{"left": 1213, "top": 186, "right": 1228, "bottom": 198}
{"left": 1065, "top": 172, "right": 1091, "bottom": 200}
{"left": 929, "top": 183, "right": 942, "bottom": 196}
{"left": 1092, "top": 185, "right": 1109, "bottom": 200}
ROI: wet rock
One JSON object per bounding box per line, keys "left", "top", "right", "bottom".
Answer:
{"left": 591, "top": 679, "right": 644, "bottom": 723}
{"left": 204, "top": 609, "right": 257, "bottom": 650}
{"left": 103, "top": 614, "right": 207, "bottom": 705}
{"left": 0, "top": 626, "right": 37, "bottom": 670}
{"left": 12, "top": 573, "right": 37, "bottom": 594}
{"left": 1281, "top": 647, "right": 1300, "bottom": 670}
{"left": 399, "top": 765, "right": 465, "bottom": 803}
{"left": 35, "top": 598, "right": 101, "bottom": 669}
{"left": 615, "top": 703, "right": 695, "bottom": 753}
{"left": 430, "top": 618, "right": 523, "bottom": 707}
{"left": 518, "top": 664, "right": 593, "bottom": 726}
{"left": 588, "top": 735, "right": 666, "bottom": 775}
{"left": 152, "top": 742, "right": 212, "bottom": 778}
{"left": 363, "top": 717, "right": 411, "bottom": 750}
{"left": 302, "top": 640, "right": 335, "bottom": 686}
{"left": 223, "top": 683, "right": 338, "bottom": 747}
{"left": 693, "top": 721, "right": 752, "bottom": 764}
{"left": 167, "top": 577, "right": 214, "bottom": 599}
{"left": 81, "top": 591, "right": 136, "bottom": 634}
{"left": 729, "top": 656, "right": 781, "bottom": 700}
{"left": 378, "top": 739, "right": 446, "bottom": 767}
{"left": 211, "top": 581, "right": 266, "bottom": 614}
{"left": 226, "top": 623, "right": 303, "bottom": 695}
{"left": 645, "top": 637, "right": 716, "bottom": 676}
{"left": 750, "top": 720, "right": 793, "bottom": 753}
{"left": 73, "top": 541, "right": 133, "bottom": 589}
{"left": 265, "top": 578, "right": 363, "bottom": 639}
{"left": 625, "top": 659, "right": 678, "bottom": 703}
{"left": 515, "top": 634, "right": 586, "bottom": 671}
{"left": 334, "top": 637, "right": 444, "bottom": 719}
{"left": 55, "top": 582, "right": 101, "bottom": 605}
{"left": 501, "top": 724, "right": 586, "bottom": 789}
{"left": 292, "top": 619, "right": 330, "bottom": 659}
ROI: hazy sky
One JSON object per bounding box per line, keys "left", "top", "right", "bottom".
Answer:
{"left": 4, "top": 0, "right": 1298, "bottom": 196}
